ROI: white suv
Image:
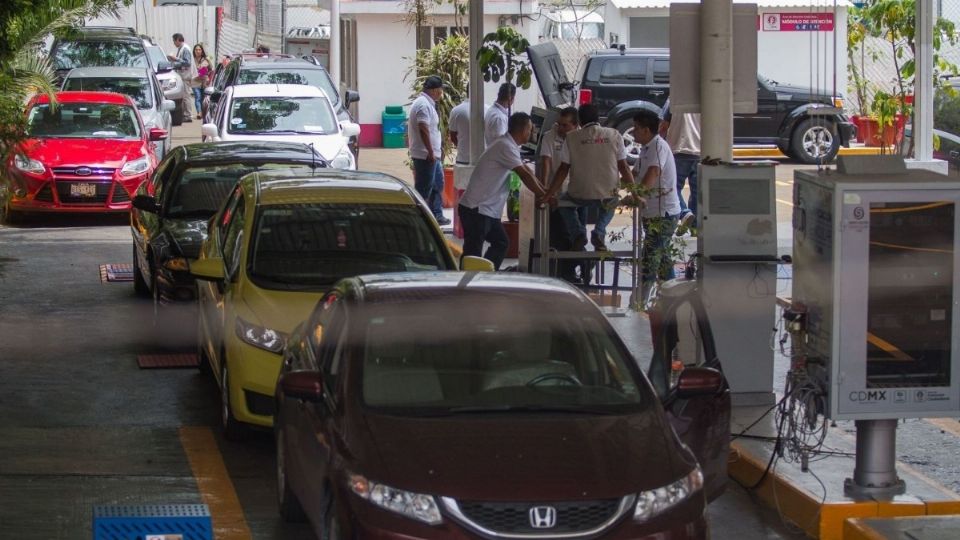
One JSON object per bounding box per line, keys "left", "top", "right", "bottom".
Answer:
{"left": 201, "top": 84, "right": 360, "bottom": 169}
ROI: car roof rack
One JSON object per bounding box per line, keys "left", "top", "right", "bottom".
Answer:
{"left": 238, "top": 52, "right": 298, "bottom": 59}
{"left": 79, "top": 26, "right": 138, "bottom": 35}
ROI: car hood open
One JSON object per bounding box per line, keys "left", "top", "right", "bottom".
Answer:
{"left": 19, "top": 138, "right": 147, "bottom": 169}
{"left": 359, "top": 411, "right": 685, "bottom": 501}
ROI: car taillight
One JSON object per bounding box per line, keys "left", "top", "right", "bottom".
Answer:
{"left": 579, "top": 89, "right": 592, "bottom": 105}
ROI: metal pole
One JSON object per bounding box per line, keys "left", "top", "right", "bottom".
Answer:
{"left": 468, "top": 0, "right": 484, "bottom": 166}
{"left": 915, "top": 0, "right": 934, "bottom": 162}
{"left": 281, "top": 0, "right": 286, "bottom": 53}
{"left": 200, "top": 0, "right": 207, "bottom": 47}
{"left": 330, "top": 0, "right": 341, "bottom": 85}
{"left": 844, "top": 419, "right": 906, "bottom": 497}
{"left": 699, "top": 0, "right": 733, "bottom": 162}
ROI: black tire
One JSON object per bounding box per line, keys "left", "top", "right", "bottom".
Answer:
{"left": 276, "top": 425, "right": 308, "bottom": 522}
{"left": 133, "top": 244, "right": 151, "bottom": 297}
{"left": 616, "top": 119, "right": 641, "bottom": 167}
{"left": 171, "top": 99, "right": 184, "bottom": 127}
{"left": 790, "top": 118, "right": 839, "bottom": 164}
{"left": 220, "top": 362, "right": 248, "bottom": 441}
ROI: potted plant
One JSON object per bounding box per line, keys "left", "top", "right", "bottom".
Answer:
{"left": 868, "top": 90, "right": 909, "bottom": 149}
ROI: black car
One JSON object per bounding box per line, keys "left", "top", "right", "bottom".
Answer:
{"left": 130, "top": 141, "right": 325, "bottom": 308}
{"left": 204, "top": 53, "right": 361, "bottom": 159}
{"left": 528, "top": 43, "right": 856, "bottom": 164}
{"left": 49, "top": 26, "right": 167, "bottom": 83}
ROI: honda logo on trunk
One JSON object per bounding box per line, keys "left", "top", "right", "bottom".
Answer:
{"left": 529, "top": 506, "right": 557, "bottom": 529}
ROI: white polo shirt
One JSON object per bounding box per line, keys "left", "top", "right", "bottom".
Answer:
{"left": 449, "top": 101, "right": 485, "bottom": 164}
{"left": 483, "top": 102, "right": 509, "bottom": 148}
{"left": 562, "top": 123, "right": 627, "bottom": 200}
{"left": 636, "top": 135, "right": 681, "bottom": 218}
{"left": 408, "top": 93, "right": 441, "bottom": 160}
{"left": 460, "top": 135, "right": 523, "bottom": 219}
{"left": 539, "top": 127, "right": 569, "bottom": 190}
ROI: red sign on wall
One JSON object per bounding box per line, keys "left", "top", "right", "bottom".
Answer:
{"left": 762, "top": 13, "right": 835, "bottom": 32}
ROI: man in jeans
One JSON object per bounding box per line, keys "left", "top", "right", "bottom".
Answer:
{"left": 168, "top": 33, "right": 195, "bottom": 123}
{"left": 633, "top": 110, "right": 681, "bottom": 302}
{"left": 547, "top": 104, "right": 634, "bottom": 251}
{"left": 659, "top": 98, "right": 700, "bottom": 234}
{"left": 408, "top": 76, "right": 449, "bottom": 225}
{"left": 459, "top": 113, "right": 547, "bottom": 269}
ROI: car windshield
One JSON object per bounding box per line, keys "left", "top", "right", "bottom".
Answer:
{"left": 238, "top": 68, "right": 340, "bottom": 105}
{"left": 146, "top": 46, "right": 167, "bottom": 70}
{"left": 166, "top": 163, "right": 315, "bottom": 219}
{"left": 62, "top": 77, "right": 153, "bottom": 108}
{"left": 356, "top": 295, "right": 652, "bottom": 415}
{"left": 53, "top": 40, "right": 147, "bottom": 71}
{"left": 26, "top": 102, "right": 141, "bottom": 139}
{"left": 249, "top": 204, "right": 447, "bottom": 289}
{"left": 228, "top": 97, "right": 337, "bottom": 134}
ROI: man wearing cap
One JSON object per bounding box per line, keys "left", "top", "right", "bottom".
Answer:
{"left": 408, "top": 75, "right": 450, "bottom": 225}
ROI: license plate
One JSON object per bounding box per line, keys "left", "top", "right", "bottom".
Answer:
{"left": 69, "top": 183, "right": 97, "bottom": 197}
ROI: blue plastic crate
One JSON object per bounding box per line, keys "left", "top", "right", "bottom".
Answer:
{"left": 93, "top": 505, "right": 212, "bottom": 540}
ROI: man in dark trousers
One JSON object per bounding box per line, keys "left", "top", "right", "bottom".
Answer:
{"left": 459, "top": 113, "right": 547, "bottom": 269}
{"left": 407, "top": 75, "right": 449, "bottom": 225}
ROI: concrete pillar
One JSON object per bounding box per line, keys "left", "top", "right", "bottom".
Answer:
{"left": 468, "top": 0, "right": 484, "bottom": 165}
{"left": 699, "top": 0, "right": 733, "bottom": 162}
{"left": 915, "top": 0, "right": 934, "bottom": 162}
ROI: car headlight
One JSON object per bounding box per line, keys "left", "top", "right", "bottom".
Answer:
{"left": 330, "top": 147, "right": 355, "bottom": 170}
{"left": 160, "top": 78, "right": 177, "bottom": 91}
{"left": 833, "top": 96, "right": 844, "bottom": 109}
{"left": 348, "top": 473, "right": 442, "bottom": 525}
{"left": 13, "top": 154, "right": 45, "bottom": 175}
{"left": 121, "top": 156, "right": 151, "bottom": 177}
{"left": 633, "top": 467, "right": 703, "bottom": 522}
{"left": 235, "top": 317, "right": 286, "bottom": 354}
{"left": 162, "top": 257, "right": 189, "bottom": 271}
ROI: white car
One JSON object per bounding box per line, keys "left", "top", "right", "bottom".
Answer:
{"left": 201, "top": 84, "right": 360, "bottom": 169}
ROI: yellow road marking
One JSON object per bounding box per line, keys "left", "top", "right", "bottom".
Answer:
{"left": 926, "top": 417, "right": 960, "bottom": 439}
{"left": 866, "top": 332, "right": 914, "bottom": 362}
{"left": 776, "top": 198, "right": 794, "bottom": 207}
{"left": 870, "top": 240, "right": 953, "bottom": 255}
{"left": 179, "top": 427, "right": 253, "bottom": 540}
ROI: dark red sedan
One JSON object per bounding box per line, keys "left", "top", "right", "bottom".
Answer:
{"left": 275, "top": 272, "right": 729, "bottom": 539}
{"left": 2, "top": 91, "right": 166, "bottom": 222}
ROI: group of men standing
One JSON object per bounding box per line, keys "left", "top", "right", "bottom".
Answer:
{"left": 406, "top": 76, "right": 701, "bottom": 294}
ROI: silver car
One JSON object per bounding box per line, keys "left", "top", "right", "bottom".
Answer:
{"left": 61, "top": 66, "right": 175, "bottom": 159}
{"left": 145, "top": 43, "right": 188, "bottom": 127}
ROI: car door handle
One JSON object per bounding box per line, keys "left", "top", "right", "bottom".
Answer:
{"left": 650, "top": 90, "right": 665, "bottom": 96}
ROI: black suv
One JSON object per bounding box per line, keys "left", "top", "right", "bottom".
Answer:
{"left": 529, "top": 43, "right": 855, "bottom": 164}
{"left": 204, "top": 54, "right": 361, "bottom": 158}
{"left": 49, "top": 27, "right": 160, "bottom": 83}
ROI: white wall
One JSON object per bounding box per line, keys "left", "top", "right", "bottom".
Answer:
{"left": 87, "top": 0, "right": 218, "bottom": 53}
{"left": 352, "top": 14, "right": 540, "bottom": 126}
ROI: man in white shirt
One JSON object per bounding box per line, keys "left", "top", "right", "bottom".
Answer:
{"left": 632, "top": 109, "right": 682, "bottom": 297}
{"left": 460, "top": 112, "right": 547, "bottom": 269}
{"left": 659, "top": 98, "right": 700, "bottom": 234}
{"left": 168, "top": 33, "right": 195, "bottom": 123}
{"left": 448, "top": 98, "right": 486, "bottom": 165}
{"left": 483, "top": 83, "right": 515, "bottom": 148}
{"left": 537, "top": 106, "right": 578, "bottom": 189}
{"left": 547, "top": 104, "right": 634, "bottom": 251}
{"left": 407, "top": 76, "right": 449, "bottom": 225}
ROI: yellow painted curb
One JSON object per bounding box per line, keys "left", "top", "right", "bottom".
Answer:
{"left": 732, "top": 147, "right": 884, "bottom": 159}
{"left": 843, "top": 518, "right": 888, "bottom": 540}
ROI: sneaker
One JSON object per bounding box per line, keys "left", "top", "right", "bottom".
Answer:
{"left": 590, "top": 232, "right": 608, "bottom": 251}
{"left": 436, "top": 216, "right": 451, "bottom": 226}
{"left": 676, "top": 212, "right": 695, "bottom": 236}
{"left": 571, "top": 233, "right": 588, "bottom": 252}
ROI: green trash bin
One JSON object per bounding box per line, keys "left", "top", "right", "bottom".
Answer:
{"left": 382, "top": 105, "right": 407, "bottom": 148}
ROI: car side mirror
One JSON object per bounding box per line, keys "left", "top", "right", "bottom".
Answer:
{"left": 149, "top": 127, "right": 169, "bottom": 141}
{"left": 461, "top": 255, "right": 495, "bottom": 272}
{"left": 189, "top": 257, "right": 226, "bottom": 281}
{"left": 132, "top": 195, "right": 161, "bottom": 213}
{"left": 340, "top": 122, "right": 361, "bottom": 138}
{"left": 279, "top": 371, "right": 324, "bottom": 402}
{"left": 161, "top": 99, "right": 176, "bottom": 112}
{"left": 345, "top": 90, "right": 360, "bottom": 105}
{"left": 156, "top": 61, "right": 173, "bottom": 73}
{"left": 675, "top": 367, "right": 725, "bottom": 400}
{"left": 201, "top": 123, "right": 219, "bottom": 139}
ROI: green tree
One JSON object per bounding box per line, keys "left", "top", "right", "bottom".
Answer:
{"left": 0, "top": 0, "right": 127, "bottom": 156}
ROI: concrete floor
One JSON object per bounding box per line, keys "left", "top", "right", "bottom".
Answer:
{"left": 1, "top": 120, "right": 929, "bottom": 539}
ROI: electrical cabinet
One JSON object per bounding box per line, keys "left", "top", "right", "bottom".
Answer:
{"left": 793, "top": 157, "right": 960, "bottom": 420}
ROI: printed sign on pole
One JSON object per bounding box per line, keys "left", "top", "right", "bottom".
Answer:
{"left": 762, "top": 13, "right": 834, "bottom": 32}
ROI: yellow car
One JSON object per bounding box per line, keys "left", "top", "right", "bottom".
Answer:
{"left": 190, "top": 170, "right": 490, "bottom": 438}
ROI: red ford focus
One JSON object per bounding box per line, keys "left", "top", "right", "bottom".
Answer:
{"left": 3, "top": 91, "right": 166, "bottom": 221}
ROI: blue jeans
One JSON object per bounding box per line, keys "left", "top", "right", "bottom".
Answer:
{"left": 558, "top": 197, "right": 616, "bottom": 243}
{"left": 674, "top": 153, "right": 698, "bottom": 216}
{"left": 641, "top": 215, "right": 679, "bottom": 298}
{"left": 411, "top": 158, "right": 444, "bottom": 218}
{"left": 193, "top": 87, "right": 203, "bottom": 117}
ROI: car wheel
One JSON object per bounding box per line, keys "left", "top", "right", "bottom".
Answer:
{"left": 616, "top": 119, "right": 641, "bottom": 167}
{"left": 790, "top": 118, "right": 839, "bottom": 164}
{"left": 171, "top": 100, "right": 183, "bottom": 127}
{"left": 133, "top": 245, "right": 151, "bottom": 297}
{"left": 220, "top": 361, "right": 247, "bottom": 441}
{"left": 276, "top": 425, "right": 308, "bottom": 522}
